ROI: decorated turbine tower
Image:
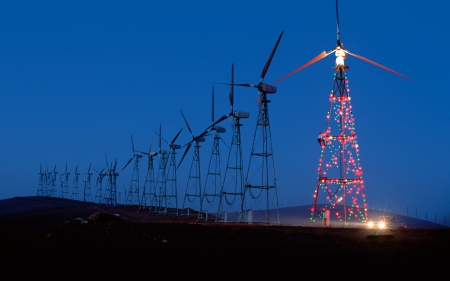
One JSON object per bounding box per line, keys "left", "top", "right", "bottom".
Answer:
{"left": 273, "top": 0, "right": 412, "bottom": 226}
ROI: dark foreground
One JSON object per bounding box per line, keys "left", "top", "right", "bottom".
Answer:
{"left": 1, "top": 197, "right": 449, "bottom": 267}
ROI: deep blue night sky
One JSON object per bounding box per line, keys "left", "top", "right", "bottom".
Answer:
{"left": 1, "top": 0, "right": 449, "bottom": 222}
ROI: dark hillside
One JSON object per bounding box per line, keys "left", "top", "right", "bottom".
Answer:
{"left": 0, "top": 196, "right": 448, "bottom": 269}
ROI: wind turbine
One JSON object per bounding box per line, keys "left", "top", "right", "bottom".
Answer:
{"left": 123, "top": 134, "right": 142, "bottom": 206}
{"left": 218, "top": 64, "right": 250, "bottom": 222}
{"left": 139, "top": 138, "right": 159, "bottom": 209}
{"left": 71, "top": 165, "right": 80, "bottom": 200}
{"left": 272, "top": 0, "right": 412, "bottom": 226}
{"left": 44, "top": 164, "right": 52, "bottom": 197}
{"left": 202, "top": 86, "right": 228, "bottom": 218}
{"left": 36, "top": 164, "right": 45, "bottom": 197}
{"left": 178, "top": 109, "right": 227, "bottom": 217}
{"left": 83, "top": 163, "right": 93, "bottom": 203}
{"left": 226, "top": 30, "right": 284, "bottom": 225}
{"left": 151, "top": 124, "right": 170, "bottom": 213}
{"left": 153, "top": 127, "right": 183, "bottom": 214}
{"left": 93, "top": 166, "right": 106, "bottom": 204}
{"left": 49, "top": 165, "right": 58, "bottom": 198}
{"left": 104, "top": 155, "right": 119, "bottom": 206}
{"left": 60, "top": 162, "right": 70, "bottom": 199}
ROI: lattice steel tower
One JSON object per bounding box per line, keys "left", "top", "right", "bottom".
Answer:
{"left": 157, "top": 128, "right": 183, "bottom": 215}
{"left": 71, "top": 165, "right": 80, "bottom": 200}
{"left": 240, "top": 31, "right": 284, "bottom": 225}
{"left": 36, "top": 164, "right": 45, "bottom": 196}
{"left": 202, "top": 87, "right": 227, "bottom": 218}
{"left": 152, "top": 124, "right": 169, "bottom": 213}
{"left": 311, "top": 60, "right": 368, "bottom": 226}
{"left": 104, "top": 157, "right": 119, "bottom": 206}
{"left": 218, "top": 64, "right": 249, "bottom": 222}
{"left": 83, "top": 163, "right": 93, "bottom": 203}
{"left": 49, "top": 165, "right": 58, "bottom": 197}
{"left": 123, "top": 134, "right": 142, "bottom": 206}
{"left": 140, "top": 139, "right": 158, "bottom": 209}
{"left": 60, "top": 162, "right": 70, "bottom": 199}
{"left": 271, "top": 0, "right": 411, "bottom": 226}
{"left": 94, "top": 166, "right": 106, "bottom": 204}
{"left": 179, "top": 110, "right": 227, "bottom": 218}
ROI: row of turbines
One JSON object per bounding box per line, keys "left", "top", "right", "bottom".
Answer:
{"left": 36, "top": 156, "right": 120, "bottom": 207}
{"left": 36, "top": 31, "right": 284, "bottom": 225}
{"left": 37, "top": 0, "right": 413, "bottom": 226}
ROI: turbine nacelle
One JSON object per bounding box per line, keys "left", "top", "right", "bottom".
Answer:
{"left": 233, "top": 111, "right": 250, "bottom": 118}
{"left": 259, "top": 83, "right": 277, "bottom": 94}
{"left": 214, "top": 126, "right": 226, "bottom": 133}
{"left": 171, "top": 144, "right": 181, "bottom": 150}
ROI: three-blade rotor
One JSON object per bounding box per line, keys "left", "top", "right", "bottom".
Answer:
{"left": 271, "top": 0, "right": 411, "bottom": 85}
{"left": 122, "top": 134, "right": 142, "bottom": 171}
{"left": 177, "top": 110, "right": 228, "bottom": 169}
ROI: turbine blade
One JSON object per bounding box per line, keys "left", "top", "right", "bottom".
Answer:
{"left": 159, "top": 124, "right": 162, "bottom": 149}
{"left": 196, "top": 129, "right": 210, "bottom": 140}
{"left": 154, "top": 129, "right": 169, "bottom": 144}
{"left": 180, "top": 110, "right": 193, "bottom": 135}
{"left": 271, "top": 51, "right": 332, "bottom": 85}
{"left": 346, "top": 51, "right": 413, "bottom": 81}
{"left": 171, "top": 128, "right": 183, "bottom": 145}
{"left": 209, "top": 114, "right": 228, "bottom": 129}
{"left": 271, "top": 50, "right": 329, "bottom": 85}
{"left": 234, "top": 83, "right": 256, "bottom": 88}
{"left": 211, "top": 86, "right": 214, "bottom": 123}
{"left": 229, "top": 116, "right": 235, "bottom": 128}
{"left": 261, "top": 30, "right": 284, "bottom": 81}
{"left": 229, "top": 63, "right": 234, "bottom": 111}
{"left": 131, "top": 134, "right": 135, "bottom": 152}
{"left": 148, "top": 137, "right": 153, "bottom": 154}
{"left": 218, "top": 134, "right": 230, "bottom": 149}
{"left": 177, "top": 142, "right": 192, "bottom": 169}
{"left": 335, "top": 0, "right": 341, "bottom": 44}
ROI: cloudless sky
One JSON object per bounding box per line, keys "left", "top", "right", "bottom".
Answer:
{"left": 1, "top": 0, "right": 449, "bottom": 223}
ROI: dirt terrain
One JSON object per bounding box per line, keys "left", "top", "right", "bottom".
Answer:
{"left": 1, "top": 196, "right": 449, "bottom": 268}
